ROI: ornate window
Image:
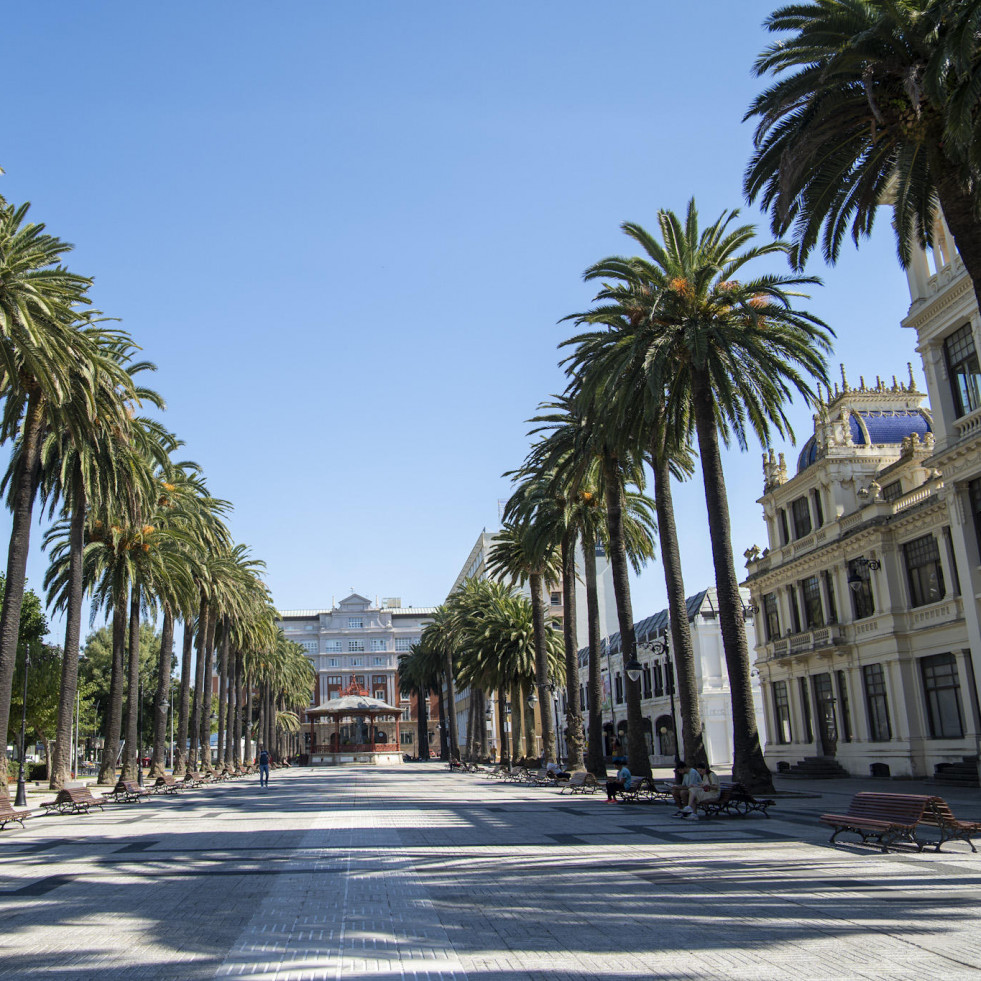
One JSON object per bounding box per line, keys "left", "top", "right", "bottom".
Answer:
{"left": 801, "top": 576, "right": 824, "bottom": 629}
{"left": 921, "top": 653, "right": 964, "bottom": 739}
{"left": 791, "top": 496, "right": 812, "bottom": 539}
{"left": 763, "top": 592, "right": 780, "bottom": 642}
{"left": 348, "top": 640, "right": 365, "bottom": 653}
{"left": 347, "top": 617, "right": 363, "bottom": 629}
{"left": 772, "top": 680, "right": 792, "bottom": 744}
{"left": 862, "top": 664, "right": 891, "bottom": 742}
{"left": 903, "top": 534, "right": 945, "bottom": 607}
{"left": 798, "top": 677, "right": 813, "bottom": 742}
{"left": 943, "top": 323, "right": 981, "bottom": 417}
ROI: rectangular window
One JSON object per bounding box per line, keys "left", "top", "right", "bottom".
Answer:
{"left": 763, "top": 592, "right": 780, "bottom": 642}
{"left": 848, "top": 558, "right": 876, "bottom": 619}
{"left": 862, "top": 664, "right": 892, "bottom": 742}
{"left": 653, "top": 663, "right": 664, "bottom": 698}
{"left": 550, "top": 592, "right": 562, "bottom": 606}
{"left": 579, "top": 686, "right": 585, "bottom": 711}
{"left": 779, "top": 509, "right": 790, "bottom": 546}
{"left": 373, "top": 656, "right": 385, "bottom": 666}
{"left": 881, "top": 480, "right": 903, "bottom": 503}
{"left": 327, "top": 675, "right": 342, "bottom": 686}
{"left": 944, "top": 323, "right": 981, "bottom": 418}
{"left": 811, "top": 489, "right": 825, "bottom": 528}
{"left": 401, "top": 732, "right": 414, "bottom": 745}
{"left": 798, "top": 677, "right": 813, "bottom": 742}
{"left": 323, "top": 640, "right": 341, "bottom": 653}
{"left": 641, "top": 665, "right": 652, "bottom": 699}
{"left": 328, "top": 657, "right": 339, "bottom": 668}
{"left": 835, "top": 670, "right": 852, "bottom": 742}
{"left": 772, "top": 680, "right": 792, "bottom": 744}
{"left": 301, "top": 640, "right": 318, "bottom": 656}
{"left": 370, "top": 639, "right": 387, "bottom": 652}
{"left": 942, "top": 526, "right": 962, "bottom": 597}
{"left": 903, "top": 534, "right": 945, "bottom": 607}
{"left": 921, "top": 653, "right": 964, "bottom": 739}
{"left": 801, "top": 576, "right": 823, "bottom": 629}
{"left": 614, "top": 673, "right": 623, "bottom": 704}
{"left": 374, "top": 689, "right": 386, "bottom": 701}
{"left": 969, "top": 478, "right": 981, "bottom": 563}
{"left": 350, "top": 657, "right": 362, "bottom": 667}
{"left": 347, "top": 617, "right": 363, "bottom": 629}
{"left": 787, "top": 585, "right": 802, "bottom": 633}
{"left": 395, "top": 638, "right": 413, "bottom": 652}
{"left": 791, "top": 496, "right": 812, "bottom": 539}
{"left": 348, "top": 640, "right": 365, "bottom": 652}
{"left": 822, "top": 571, "right": 838, "bottom": 624}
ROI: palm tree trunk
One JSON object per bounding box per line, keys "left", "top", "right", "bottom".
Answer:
{"left": 692, "top": 371, "right": 772, "bottom": 793}
{"left": 443, "top": 650, "right": 459, "bottom": 760}
{"left": 582, "top": 527, "right": 605, "bottom": 778}
{"left": 224, "top": 646, "right": 236, "bottom": 771}
{"left": 603, "top": 456, "right": 650, "bottom": 777}
{"left": 436, "top": 682, "right": 447, "bottom": 759}
{"left": 560, "top": 530, "right": 584, "bottom": 770}
{"left": 173, "top": 619, "right": 194, "bottom": 777}
{"left": 149, "top": 605, "right": 175, "bottom": 779}
{"left": 932, "top": 153, "right": 981, "bottom": 314}
{"left": 233, "top": 649, "right": 244, "bottom": 768}
{"left": 121, "top": 583, "right": 142, "bottom": 782}
{"left": 49, "top": 488, "right": 85, "bottom": 790}
{"left": 497, "top": 688, "right": 509, "bottom": 764}
{"left": 244, "top": 679, "right": 253, "bottom": 763}
{"left": 98, "top": 586, "right": 128, "bottom": 784}
{"left": 528, "top": 571, "right": 556, "bottom": 762}
{"left": 0, "top": 393, "right": 45, "bottom": 749}
{"left": 477, "top": 688, "right": 489, "bottom": 758}
{"left": 417, "top": 687, "right": 429, "bottom": 759}
{"left": 189, "top": 595, "right": 208, "bottom": 770}
{"left": 523, "top": 682, "right": 536, "bottom": 758}
{"left": 510, "top": 681, "right": 523, "bottom": 761}
{"left": 216, "top": 622, "right": 229, "bottom": 768}
{"left": 198, "top": 606, "right": 218, "bottom": 770}
{"left": 650, "top": 441, "right": 707, "bottom": 768}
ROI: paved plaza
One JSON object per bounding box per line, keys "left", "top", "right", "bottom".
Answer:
{"left": 0, "top": 765, "right": 979, "bottom": 980}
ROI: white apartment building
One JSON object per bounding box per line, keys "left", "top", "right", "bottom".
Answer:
{"left": 277, "top": 594, "right": 435, "bottom": 755}
{"left": 743, "top": 371, "right": 978, "bottom": 780}
{"left": 586, "top": 587, "right": 764, "bottom": 769}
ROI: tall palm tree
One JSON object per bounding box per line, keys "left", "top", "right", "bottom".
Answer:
{"left": 398, "top": 643, "right": 441, "bottom": 759}
{"left": 744, "top": 0, "right": 981, "bottom": 309}
{"left": 577, "top": 201, "right": 832, "bottom": 792}
{"left": 487, "top": 522, "right": 562, "bottom": 762}
{"left": 0, "top": 196, "right": 98, "bottom": 748}
{"left": 562, "top": 325, "right": 709, "bottom": 767}
{"left": 419, "top": 608, "right": 460, "bottom": 760}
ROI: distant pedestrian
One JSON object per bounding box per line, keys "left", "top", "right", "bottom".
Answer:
{"left": 258, "top": 747, "right": 270, "bottom": 787}
{"left": 611, "top": 738, "right": 625, "bottom": 764}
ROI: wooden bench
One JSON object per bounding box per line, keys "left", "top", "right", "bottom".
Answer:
{"left": 0, "top": 795, "right": 29, "bottom": 830}
{"left": 819, "top": 792, "right": 931, "bottom": 852}
{"left": 183, "top": 771, "right": 208, "bottom": 787}
{"left": 919, "top": 797, "right": 981, "bottom": 853}
{"left": 560, "top": 771, "right": 599, "bottom": 794}
{"left": 105, "top": 779, "right": 149, "bottom": 804}
{"left": 153, "top": 775, "right": 182, "bottom": 795}
{"left": 700, "top": 783, "right": 776, "bottom": 819}
{"left": 41, "top": 787, "right": 105, "bottom": 815}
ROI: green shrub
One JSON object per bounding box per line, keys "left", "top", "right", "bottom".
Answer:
{"left": 27, "top": 761, "right": 47, "bottom": 781}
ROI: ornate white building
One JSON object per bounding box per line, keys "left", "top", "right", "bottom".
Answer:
{"left": 743, "top": 371, "right": 978, "bottom": 779}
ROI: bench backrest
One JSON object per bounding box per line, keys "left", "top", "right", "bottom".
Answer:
{"left": 845, "top": 792, "right": 931, "bottom": 824}
{"left": 0, "top": 797, "right": 20, "bottom": 814}
{"left": 918, "top": 796, "right": 973, "bottom": 828}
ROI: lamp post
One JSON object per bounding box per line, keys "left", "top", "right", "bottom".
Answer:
{"left": 650, "top": 638, "right": 682, "bottom": 767}
{"left": 14, "top": 647, "right": 30, "bottom": 807}
{"left": 847, "top": 556, "right": 881, "bottom": 592}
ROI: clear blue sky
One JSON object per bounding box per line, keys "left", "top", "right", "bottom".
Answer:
{"left": 2, "top": 2, "right": 916, "bottom": 639}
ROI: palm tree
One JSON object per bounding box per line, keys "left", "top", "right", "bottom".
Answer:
{"left": 744, "top": 0, "right": 981, "bottom": 309}
{"left": 0, "top": 196, "right": 98, "bottom": 748}
{"left": 419, "top": 608, "right": 460, "bottom": 760}
{"left": 562, "top": 325, "right": 709, "bottom": 768}
{"left": 398, "top": 643, "right": 441, "bottom": 759}
{"left": 577, "top": 201, "right": 832, "bottom": 792}
{"left": 487, "top": 522, "right": 562, "bottom": 762}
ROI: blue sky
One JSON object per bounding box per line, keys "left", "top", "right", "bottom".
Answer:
{"left": 2, "top": 2, "right": 916, "bottom": 637}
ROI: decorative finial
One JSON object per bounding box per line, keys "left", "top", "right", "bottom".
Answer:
{"left": 859, "top": 375, "right": 866, "bottom": 391}
{"left": 840, "top": 364, "right": 849, "bottom": 391}
{"left": 892, "top": 375, "right": 898, "bottom": 390}
{"left": 908, "top": 362, "right": 916, "bottom": 391}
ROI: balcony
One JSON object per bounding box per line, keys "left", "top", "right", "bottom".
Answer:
{"left": 768, "top": 625, "right": 842, "bottom": 661}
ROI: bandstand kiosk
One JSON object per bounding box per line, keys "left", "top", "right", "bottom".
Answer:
{"left": 306, "top": 683, "right": 403, "bottom": 766}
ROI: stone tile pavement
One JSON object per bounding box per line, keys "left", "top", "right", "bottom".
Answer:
{"left": 0, "top": 764, "right": 979, "bottom": 979}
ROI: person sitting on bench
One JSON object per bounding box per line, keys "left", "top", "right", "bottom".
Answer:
{"left": 677, "top": 764, "right": 720, "bottom": 821}
{"left": 605, "top": 762, "right": 632, "bottom": 802}
{"left": 545, "top": 760, "right": 571, "bottom": 780}
{"left": 670, "top": 762, "right": 704, "bottom": 814}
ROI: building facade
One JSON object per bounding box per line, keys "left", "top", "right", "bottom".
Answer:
{"left": 583, "top": 588, "right": 764, "bottom": 769}
{"left": 901, "top": 213, "right": 981, "bottom": 783}
{"left": 277, "top": 593, "right": 436, "bottom": 759}
{"left": 743, "top": 373, "right": 979, "bottom": 779}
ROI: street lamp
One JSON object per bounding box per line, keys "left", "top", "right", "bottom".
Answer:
{"left": 14, "top": 647, "right": 30, "bottom": 808}
{"left": 847, "top": 556, "right": 881, "bottom": 592}
{"left": 649, "top": 637, "right": 682, "bottom": 767}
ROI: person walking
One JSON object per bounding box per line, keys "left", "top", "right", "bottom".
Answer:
{"left": 258, "top": 747, "right": 270, "bottom": 788}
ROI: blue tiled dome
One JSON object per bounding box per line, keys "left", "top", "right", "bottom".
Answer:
{"left": 797, "top": 436, "right": 818, "bottom": 474}
{"left": 851, "top": 410, "right": 931, "bottom": 446}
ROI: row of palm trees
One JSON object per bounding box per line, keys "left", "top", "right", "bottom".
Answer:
{"left": 0, "top": 192, "right": 313, "bottom": 792}
{"left": 399, "top": 1, "right": 981, "bottom": 793}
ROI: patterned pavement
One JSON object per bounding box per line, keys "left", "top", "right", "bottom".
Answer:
{"left": 0, "top": 763, "right": 979, "bottom": 979}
